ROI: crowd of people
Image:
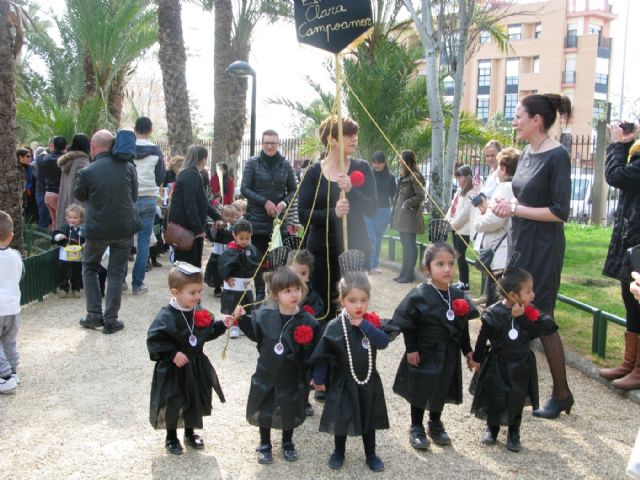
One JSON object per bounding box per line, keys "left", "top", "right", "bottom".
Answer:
{"left": 3, "top": 95, "right": 640, "bottom": 472}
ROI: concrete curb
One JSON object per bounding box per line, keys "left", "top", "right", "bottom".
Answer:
{"left": 378, "top": 258, "right": 640, "bottom": 405}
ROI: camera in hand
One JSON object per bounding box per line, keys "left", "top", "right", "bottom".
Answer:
{"left": 621, "top": 122, "right": 636, "bottom": 134}
{"left": 470, "top": 192, "right": 486, "bottom": 207}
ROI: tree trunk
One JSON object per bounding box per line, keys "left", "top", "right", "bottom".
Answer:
{"left": 226, "top": 41, "right": 250, "bottom": 174}
{"left": 107, "top": 69, "right": 126, "bottom": 128}
{"left": 83, "top": 49, "right": 96, "bottom": 99}
{"left": 156, "top": 0, "right": 193, "bottom": 155}
{"left": 443, "top": 0, "right": 474, "bottom": 207}
{"left": 0, "top": 1, "right": 24, "bottom": 252}
{"left": 213, "top": 0, "right": 233, "bottom": 171}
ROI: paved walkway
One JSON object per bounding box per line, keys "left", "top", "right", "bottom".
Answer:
{"left": 1, "top": 257, "right": 637, "bottom": 479}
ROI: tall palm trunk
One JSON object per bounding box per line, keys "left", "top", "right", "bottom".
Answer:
{"left": 0, "top": 0, "right": 24, "bottom": 252}
{"left": 225, "top": 41, "right": 249, "bottom": 173}
{"left": 213, "top": 0, "right": 234, "bottom": 170}
{"left": 156, "top": 0, "right": 192, "bottom": 155}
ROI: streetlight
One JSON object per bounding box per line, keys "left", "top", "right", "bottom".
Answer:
{"left": 227, "top": 60, "right": 257, "bottom": 157}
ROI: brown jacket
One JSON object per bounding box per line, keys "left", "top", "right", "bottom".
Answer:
{"left": 56, "top": 151, "right": 90, "bottom": 228}
{"left": 391, "top": 171, "right": 426, "bottom": 234}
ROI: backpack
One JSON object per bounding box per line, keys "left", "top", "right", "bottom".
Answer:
{"left": 112, "top": 129, "right": 137, "bottom": 161}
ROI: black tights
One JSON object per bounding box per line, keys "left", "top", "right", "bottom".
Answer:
{"left": 488, "top": 414, "right": 522, "bottom": 435}
{"left": 166, "top": 427, "right": 194, "bottom": 441}
{"left": 334, "top": 431, "right": 376, "bottom": 457}
{"left": 540, "top": 331, "right": 571, "bottom": 400}
{"left": 259, "top": 427, "right": 293, "bottom": 445}
{"left": 410, "top": 405, "right": 441, "bottom": 426}
{"left": 622, "top": 281, "right": 640, "bottom": 333}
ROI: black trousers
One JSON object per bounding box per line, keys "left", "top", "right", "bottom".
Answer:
{"left": 173, "top": 237, "right": 204, "bottom": 268}
{"left": 622, "top": 281, "right": 640, "bottom": 333}
{"left": 453, "top": 233, "right": 470, "bottom": 284}
{"left": 58, "top": 260, "right": 83, "bottom": 291}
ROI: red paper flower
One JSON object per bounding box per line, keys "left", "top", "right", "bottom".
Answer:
{"left": 350, "top": 170, "right": 365, "bottom": 188}
{"left": 303, "top": 305, "right": 316, "bottom": 316}
{"left": 524, "top": 306, "right": 540, "bottom": 322}
{"left": 293, "top": 325, "right": 314, "bottom": 345}
{"left": 452, "top": 298, "right": 470, "bottom": 317}
{"left": 227, "top": 241, "right": 242, "bottom": 250}
{"left": 363, "top": 311, "right": 381, "bottom": 328}
{"left": 194, "top": 309, "right": 213, "bottom": 328}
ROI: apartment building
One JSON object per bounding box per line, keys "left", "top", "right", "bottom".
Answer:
{"left": 457, "top": 0, "right": 616, "bottom": 139}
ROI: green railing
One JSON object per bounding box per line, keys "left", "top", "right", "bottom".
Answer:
{"left": 383, "top": 234, "right": 626, "bottom": 359}
{"left": 20, "top": 225, "right": 59, "bottom": 305}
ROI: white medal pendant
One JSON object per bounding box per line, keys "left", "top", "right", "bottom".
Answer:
{"left": 446, "top": 309, "right": 455, "bottom": 321}
{"left": 508, "top": 328, "right": 519, "bottom": 340}
{"left": 274, "top": 342, "right": 285, "bottom": 355}
{"left": 189, "top": 334, "right": 197, "bottom": 347}
{"left": 362, "top": 337, "right": 370, "bottom": 350}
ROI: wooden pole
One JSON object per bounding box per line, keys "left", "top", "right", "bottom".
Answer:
{"left": 335, "top": 53, "right": 348, "bottom": 251}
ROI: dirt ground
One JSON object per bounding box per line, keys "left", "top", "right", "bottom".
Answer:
{"left": 1, "top": 255, "right": 638, "bottom": 479}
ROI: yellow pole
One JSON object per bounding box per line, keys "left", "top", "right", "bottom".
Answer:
{"left": 335, "top": 53, "right": 348, "bottom": 251}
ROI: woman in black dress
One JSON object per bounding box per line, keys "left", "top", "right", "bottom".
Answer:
{"left": 168, "top": 145, "right": 220, "bottom": 267}
{"left": 298, "top": 116, "right": 377, "bottom": 319}
{"left": 493, "top": 93, "right": 573, "bottom": 419}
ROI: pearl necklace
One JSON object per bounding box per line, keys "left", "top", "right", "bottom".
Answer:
{"left": 340, "top": 309, "right": 372, "bottom": 385}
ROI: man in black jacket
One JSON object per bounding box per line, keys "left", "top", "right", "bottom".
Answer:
{"left": 241, "top": 130, "right": 297, "bottom": 300}
{"left": 74, "top": 130, "right": 143, "bottom": 334}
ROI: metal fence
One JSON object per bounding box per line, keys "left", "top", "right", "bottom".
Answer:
{"left": 159, "top": 132, "right": 617, "bottom": 226}
{"left": 21, "top": 225, "right": 59, "bottom": 305}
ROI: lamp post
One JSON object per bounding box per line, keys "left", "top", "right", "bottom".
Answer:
{"left": 227, "top": 60, "right": 257, "bottom": 157}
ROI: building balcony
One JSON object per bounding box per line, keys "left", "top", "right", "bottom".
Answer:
{"left": 562, "top": 70, "right": 576, "bottom": 85}
{"left": 565, "top": 35, "right": 578, "bottom": 48}
{"left": 566, "top": 0, "right": 616, "bottom": 19}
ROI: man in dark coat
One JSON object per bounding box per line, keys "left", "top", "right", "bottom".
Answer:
{"left": 74, "top": 130, "right": 143, "bottom": 334}
{"left": 240, "top": 130, "right": 297, "bottom": 300}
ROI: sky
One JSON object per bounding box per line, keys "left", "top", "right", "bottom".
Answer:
{"left": 34, "top": 0, "right": 640, "bottom": 137}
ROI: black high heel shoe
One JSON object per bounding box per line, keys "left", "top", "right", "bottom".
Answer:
{"left": 532, "top": 394, "right": 574, "bottom": 419}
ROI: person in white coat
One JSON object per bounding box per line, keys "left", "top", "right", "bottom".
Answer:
{"left": 446, "top": 165, "right": 475, "bottom": 290}
{"left": 473, "top": 147, "right": 521, "bottom": 306}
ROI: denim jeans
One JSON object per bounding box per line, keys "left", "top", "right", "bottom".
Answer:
{"left": 82, "top": 237, "right": 133, "bottom": 324}
{"left": 132, "top": 196, "right": 157, "bottom": 288}
{"left": 364, "top": 207, "right": 392, "bottom": 269}
{"left": 36, "top": 191, "right": 50, "bottom": 228}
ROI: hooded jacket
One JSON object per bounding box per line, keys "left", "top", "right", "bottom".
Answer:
{"left": 56, "top": 151, "right": 90, "bottom": 229}
{"left": 134, "top": 139, "right": 165, "bottom": 197}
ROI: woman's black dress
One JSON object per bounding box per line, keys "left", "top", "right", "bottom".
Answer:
{"left": 147, "top": 306, "right": 227, "bottom": 430}
{"left": 471, "top": 302, "right": 558, "bottom": 425}
{"left": 297, "top": 159, "right": 377, "bottom": 318}
{"left": 390, "top": 284, "right": 479, "bottom": 411}
{"left": 509, "top": 145, "right": 571, "bottom": 314}
{"left": 309, "top": 315, "right": 390, "bottom": 436}
{"left": 239, "top": 308, "right": 319, "bottom": 430}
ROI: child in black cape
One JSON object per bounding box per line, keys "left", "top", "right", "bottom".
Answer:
{"left": 218, "top": 219, "right": 261, "bottom": 336}
{"left": 471, "top": 267, "right": 558, "bottom": 452}
{"left": 236, "top": 267, "right": 320, "bottom": 464}
{"left": 309, "top": 272, "right": 390, "bottom": 472}
{"left": 287, "top": 248, "right": 324, "bottom": 416}
{"left": 147, "top": 262, "right": 233, "bottom": 455}
{"left": 204, "top": 205, "right": 236, "bottom": 296}
{"left": 51, "top": 204, "right": 86, "bottom": 297}
{"left": 390, "top": 242, "right": 479, "bottom": 450}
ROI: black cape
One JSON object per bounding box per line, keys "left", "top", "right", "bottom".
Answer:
{"left": 471, "top": 302, "right": 557, "bottom": 425}
{"left": 309, "top": 315, "right": 390, "bottom": 436}
{"left": 302, "top": 286, "right": 324, "bottom": 320}
{"left": 218, "top": 243, "right": 261, "bottom": 314}
{"left": 204, "top": 227, "right": 233, "bottom": 287}
{"left": 147, "top": 305, "right": 227, "bottom": 430}
{"left": 390, "top": 283, "right": 479, "bottom": 412}
{"left": 239, "top": 307, "right": 319, "bottom": 430}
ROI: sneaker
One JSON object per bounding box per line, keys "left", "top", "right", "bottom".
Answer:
{"left": 80, "top": 316, "right": 104, "bottom": 329}
{"left": 327, "top": 452, "right": 344, "bottom": 470}
{"left": 230, "top": 326, "right": 240, "bottom": 338}
{"left": 256, "top": 443, "right": 273, "bottom": 464}
{"left": 102, "top": 320, "right": 125, "bottom": 334}
{"left": 481, "top": 427, "right": 498, "bottom": 445}
{"left": 365, "top": 454, "right": 385, "bottom": 472}
{"left": 428, "top": 420, "right": 452, "bottom": 445}
{"left": 152, "top": 260, "right": 163, "bottom": 268}
{"left": 409, "top": 425, "right": 430, "bottom": 450}
{"left": 0, "top": 376, "right": 17, "bottom": 394}
{"left": 11, "top": 373, "right": 20, "bottom": 385}
{"left": 132, "top": 283, "right": 149, "bottom": 295}
{"left": 282, "top": 442, "right": 298, "bottom": 462}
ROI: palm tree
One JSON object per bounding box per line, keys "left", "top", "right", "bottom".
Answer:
{"left": 156, "top": 0, "right": 192, "bottom": 155}
{"left": 212, "top": 0, "right": 233, "bottom": 169}
{"left": 0, "top": 0, "right": 30, "bottom": 251}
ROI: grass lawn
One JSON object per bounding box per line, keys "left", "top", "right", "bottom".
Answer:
{"left": 382, "top": 221, "right": 625, "bottom": 367}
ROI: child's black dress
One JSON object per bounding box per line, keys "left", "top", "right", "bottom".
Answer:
{"left": 471, "top": 302, "right": 558, "bottom": 426}
{"left": 52, "top": 223, "right": 85, "bottom": 292}
{"left": 309, "top": 314, "right": 390, "bottom": 436}
{"left": 390, "top": 283, "right": 479, "bottom": 412}
{"left": 147, "top": 305, "right": 226, "bottom": 430}
{"left": 302, "top": 285, "right": 324, "bottom": 320}
{"left": 204, "top": 225, "right": 233, "bottom": 288}
{"left": 217, "top": 241, "right": 261, "bottom": 314}
{"left": 239, "top": 307, "right": 319, "bottom": 430}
